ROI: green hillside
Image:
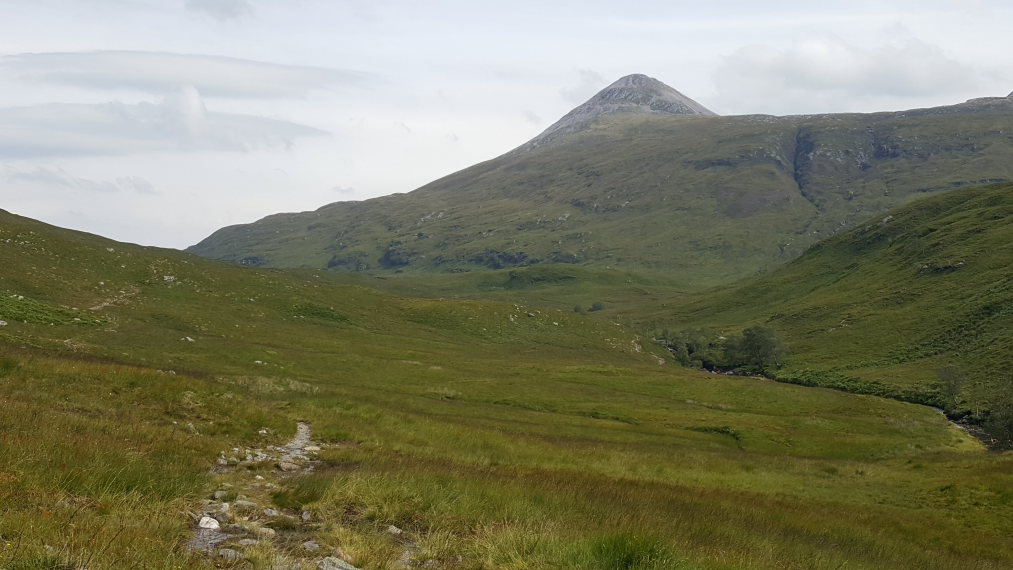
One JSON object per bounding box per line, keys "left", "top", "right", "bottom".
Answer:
{"left": 189, "top": 93, "right": 1013, "bottom": 287}
{"left": 650, "top": 182, "right": 1013, "bottom": 430}
{"left": 4, "top": 209, "right": 1013, "bottom": 569}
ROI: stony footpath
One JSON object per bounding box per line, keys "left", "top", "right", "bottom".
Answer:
{"left": 187, "top": 422, "right": 420, "bottom": 569}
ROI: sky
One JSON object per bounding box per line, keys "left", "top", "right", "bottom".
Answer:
{"left": 2, "top": 0, "right": 1012, "bottom": 249}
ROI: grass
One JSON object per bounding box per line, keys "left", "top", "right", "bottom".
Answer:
{"left": 642, "top": 182, "right": 1013, "bottom": 423}
{"left": 2, "top": 208, "right": 1013, "bottom": 568}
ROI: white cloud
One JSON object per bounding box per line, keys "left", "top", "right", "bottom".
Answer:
{"left": 560, "top": 69, "right": 607, "bottom": 104}
{"left": 713, "top": 34, "right": 981, "bottom": 115}
{"left": 522, "top": 110, "right": 542, "bottom": 124}
{"left": 1, "top": 51, "right": 371, "bottom": 99}
{"left": 185, "top": 0, "right": 254, "bottom": 21}
{"left": 0, "top": 86, "right": 326, "bottom": 158}
{"left": 4, "top": 166, "right": 156, "bottom": 195}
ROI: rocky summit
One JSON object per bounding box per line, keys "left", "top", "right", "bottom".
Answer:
{"left": 529, "top": 73, "right": 717, "bottom": 146}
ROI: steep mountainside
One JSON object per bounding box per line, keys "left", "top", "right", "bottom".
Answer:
{"left": 655, "top": 182, "right": 1013, "bottom": 421}
{"left": 189, "top": 75, "right": 1013, "bottom": 287}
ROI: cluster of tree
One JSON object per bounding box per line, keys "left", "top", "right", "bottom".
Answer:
{"left": 657, "top": 326, "right": 784, "bottom": 375}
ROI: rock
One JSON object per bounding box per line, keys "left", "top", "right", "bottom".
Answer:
{"left": 212, "top": 490, "right": 229, "bottom": 500}
{"left": 223, "top": 523, "right": 249, "bottom": 534}
{"left": 301, "top": 510, "right": 313, "bottom": 522}
{"left": 304, "top": 445, "right": 321, "bottom": 452}
{"left": 238, "top": 538, "right": 259, "bottom": 546}
{"left": 0, "top": 321, "right": 7, "bottom": 327}
{"left": 302, "top": 541, "right": 321, "bottom": 552}
{"left": 206, "top": 502, "right": 229, "bottom": 514}
{"left": 263, "top": 508, "right": 279, "bottom": 517}
{"left": 211, "top": 511, "right": 230, "bottom": 524}
{"left": 277, "top": 461, "right": 301, "bottom": 472}
{"left": 254, "top": 526, "right": 277, "bottom": 538}
{"left": 386, "top": 525, "right": 403, "bottom": 535}
{"left": 187, "top": 528, "right": 230, "bottom": 551}
{"left": 234, "top": 500, "right": 259, "bottom": 510}
{"left": 317, "top": 557, "right": 360, "bottom": 570}
{"left": 218, "top": 548, "right": 242, "bottom": 561}
{"left": 197, "top": 516, "right": 220, "bottom": 530}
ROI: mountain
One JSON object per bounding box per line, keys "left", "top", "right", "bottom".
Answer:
{"left": 654, "top": 181, "right": 1013, "bottom": 423}
{"left": 188, "top": 77, "right": 1013, "bottom": 287}
{"left": 528, "top": 73, "right": 716, "bottom": 146}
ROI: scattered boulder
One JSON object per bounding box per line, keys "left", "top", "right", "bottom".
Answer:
{"left": 238, "top": 538, "right": 259, "bottom": 547}
{"left": 234, "top": 500, "right": 259, "bottom": 510}
{"left": 302, "top": 541, "right": 321, "bottom": 552}
{"left": 218, "top": 548, "right": 242, "bottom": 561}
{"left": 318, "top": 557, "right": 360, "bottom": 570}
{"left": 254, "top": 526, "right": 277, "bottom": 538}
{"left": 197, "top": 516, "right": 220, "bottom": 530}
{"left": 277, "top": 461, "right": 301, "bottom": 472}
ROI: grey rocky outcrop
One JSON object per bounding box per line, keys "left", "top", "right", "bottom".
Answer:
{"left": 529, "top": 73, "right": 716, "bottom": 146}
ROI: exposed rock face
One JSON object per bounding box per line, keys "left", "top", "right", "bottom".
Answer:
{"left": 530, "top": 73, "right": 716, "bottom": 145}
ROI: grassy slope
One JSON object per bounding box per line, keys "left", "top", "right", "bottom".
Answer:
{"left": 648, "top": 182, "right": 1013, "bottom": 417}
{"left": 3, "top": 209, "right": 1013, "bottom": 569}
{"left": 189, "top": 97, "right": 1013, "bottom": 288}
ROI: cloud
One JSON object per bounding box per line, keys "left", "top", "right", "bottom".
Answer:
{"left": 1, "top": 51, "right": 371, "bottom": 99}
{"left": 185, "top": 0, "right": 253, "bottom": 21}
{"left": 560, "top": 69, "right": 606, "bottom": 104}
{"left": 4, "top": 166, "right": 157, "bottom": 195}
{"left": 331, "top": 186, "right": 356, "bottom": 195}
{"left": 0, "top": 85, "right": 326, "bottom": 157}
{"left": 714, "top": 34, "right": 980, "bottom": 114}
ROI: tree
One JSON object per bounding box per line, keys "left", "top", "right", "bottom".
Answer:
{"left": 936, "top": 366, "right": 965, "bottom": 411}
{"left": 724, "top": 326, "right": 783, "bottom": 373}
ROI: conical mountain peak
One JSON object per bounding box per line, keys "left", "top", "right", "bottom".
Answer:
{"left": 529, "top": 73, "right": 716, "bottom": 146}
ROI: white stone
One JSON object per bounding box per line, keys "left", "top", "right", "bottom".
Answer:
{"left": 198, "top": 516, "right": 221, "bottom": 529}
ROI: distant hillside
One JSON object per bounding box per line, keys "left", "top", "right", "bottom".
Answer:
{"left": 189, "top": 75, "right": 1013, "bottom": 287}
{"left": 657, "top": 182, "right": 1013, "bottom": 422}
